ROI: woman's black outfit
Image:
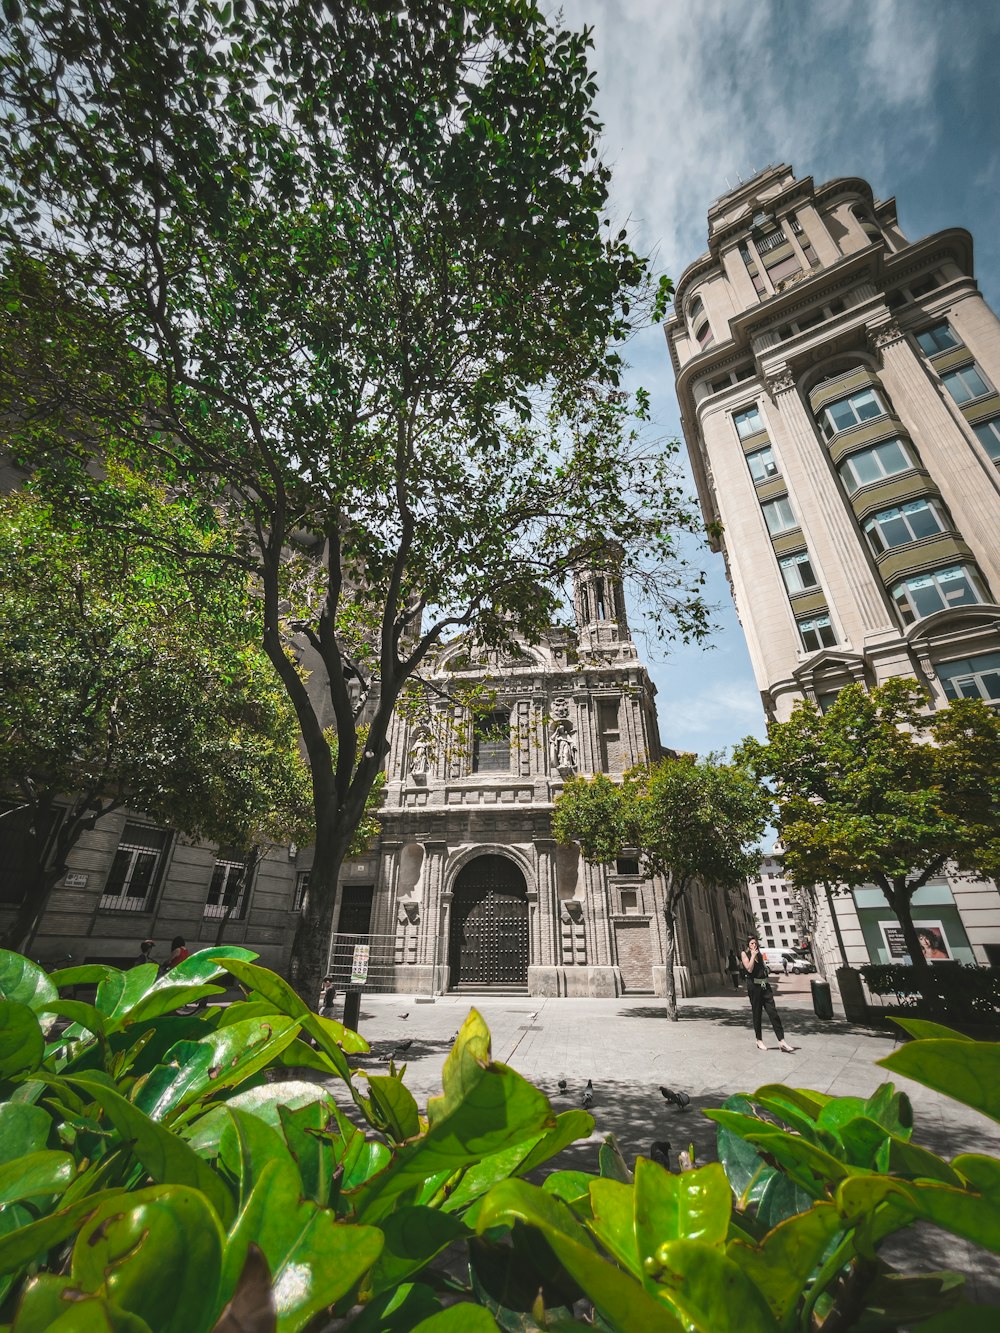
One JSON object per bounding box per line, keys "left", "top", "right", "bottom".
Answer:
{"left": 745, "top": 954, "right": 785, "bottom": 1042}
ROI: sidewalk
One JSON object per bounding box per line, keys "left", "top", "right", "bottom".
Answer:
{"left": 338, "top": 977, "right": 1000, "bottom": 1303}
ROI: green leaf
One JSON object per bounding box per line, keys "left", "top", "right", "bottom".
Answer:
{"left": 222, "top": 960, "right": 356, "bottom": 1081}
{"left": 11, "top": 1277, "right": 152, "bottom": 1332}
{"left": 911, "top": 1155, "right": 1000, "bottom": 1253}
{"left": 542, "top": 1171, "right": 594, "bottom": 1214}
{"left": 363, "top": 1072, "right": 421, "bottom": 1143}
{"left": 878, "top": 1040, "right": 1000, "bottom": 1123}
{"left": 598, "top": 1133, "right": 633, "bottom": 1183}
{"left": 0, "top": 999, "right": 44, "bottom": 1078}
{"left": 40, "top": 999, "right": 108, "bottom": 1039}
{"left": 647, "top": 1239, "right": 780, "bottom": 1333}
{"left": 277, "top": 1100, "right": 336, "bottom": 1204}
{"left": 369, "top": 1206, "right": 466, "bottom": 1295}
{"left": 0, "top": 1150, "right": 74, "bottom": 1206}
{"left": 221, "top": 1157, "right": 383, "bottom": 1332}
{"left": 705, "top": 1110, "right": 853, "bottom": 1196}
{"left": 919, "top": 1303, "right": 1000, "bottom": 1332}
{"left": 71, "top": 1185, "right": 224, "bottom": 1333}
{"left": 353, "top": 1011, "right": 554, "bottom": 1224}
{"left": 0, "top": 950, "right": 58, "bottom": 1027}
{"left": 588, "top": 1177, "right": 641, "bottom": 1278}
{"left": 183, "top": 1081, "right": 333, "bottom": 1156}
{"left": 634, "top": 1158, "right": 731, "bottom": 1267}
{"left": 131, "top": 1014, "right": 300, "bottom": 1120}
{"left": 220, "top": 1106, "right": 300, "bottom": 1213}
{"left": 167, "top": 947, "right": 259, "bottom": 985}
{"left": 96, "top": 966, "right": 158, "bottom": 1019}
{"left": 515, "top": 1110, "right": 594, "bottom": 1177}
{"left": 411, "top": 1307, "right": 500, "bottom": 1330}
{"left": 727, "top": 1203, "right": 843, "bottom": 1322}
{"left": 891, "top": 1018, "right": 973, "bottom": 1043}
{"left": 340, "top": 1282, "right": 442, "bottom": 1333}
{"left": 50, "top": 964, "right": 120, "bottom": 989}
{"left": 0, "top": 1190, "right": 123, "bottom": 1276}
{"left": 0, "top": 1102, "right": 52, "bottom": 1162}
{"left": 120, "top": 983, "right": 226, "bottom": 1026}
{"left": 66, "top": 1075, "right": 234, "bottom": 1225}
{"left": 477, "top": 1179, "right": 682, "bottom": 1332}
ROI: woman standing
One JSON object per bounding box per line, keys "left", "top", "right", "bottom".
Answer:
{"left": 741, "top": 935, "right": 794, "bottom": 1052}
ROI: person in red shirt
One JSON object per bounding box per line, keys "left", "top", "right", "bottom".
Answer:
{"left": 166, "top": 936, "right": 190, "bottom": 969}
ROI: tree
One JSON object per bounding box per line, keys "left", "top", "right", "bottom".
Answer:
{"left": 0, "top": 1, "right": 710, "bottom": 1000}
{"left": 737, "top": 680, "right": 1000, "bottom": 976}
{"left": 0, "top": 477, "right": 314, "bottom": 951}
{"left": 552, "top": 756, "right": 770, "bottom": 1020}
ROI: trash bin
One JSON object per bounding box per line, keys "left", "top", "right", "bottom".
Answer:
{"left": 811, "top": 978, "right": 833, "bottom": 1020}
{"left": 342, "top": 987, "right": 362, "bottom": 1033}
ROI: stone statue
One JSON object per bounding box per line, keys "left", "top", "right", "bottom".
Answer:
{"left": 409, "top": 733, "right": 431, "bottom": 776}
{"left": 550, "top": 702, "right": 578, "bottom": 773}
{"left": 554, "top": 730, "right": 577, "bottom": 769}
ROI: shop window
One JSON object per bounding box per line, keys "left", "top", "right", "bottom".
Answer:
{"left": 892, "top": 565, "right": 990, "bottom": 625}
{"left": 863, "top": 497, "right": 948, "bottom": 554}
{"left": 837, "top": 438, "right": 915, "bottom": 494}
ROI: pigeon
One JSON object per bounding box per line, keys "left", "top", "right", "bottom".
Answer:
{"left": 394, "top": 1038, "right": 413, "bottom": 1053}
{"left": 557, "top": 1079, "right": 567, "bottom": 1095}
{"left": 398, "top": 1012, "right": 409, "bottom": 1020}
{"left": 659, "top": 1086, "right": 691, "bottom": 1111}
{"left": 649, "top": 1140, "right": 672, "bottom": 1170}
{"left": 582, "top": 1078, "right": 593, "bottom": 1109}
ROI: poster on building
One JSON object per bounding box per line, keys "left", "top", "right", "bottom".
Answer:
{"left": 880, "top": 920, "right": 952, "bottom": 964}
{"left": 350, "top": 944, "right": 371, "bottom": 984}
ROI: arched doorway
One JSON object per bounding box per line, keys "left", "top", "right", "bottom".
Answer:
{"left": 448, "top": 855, "right": 529, "bottom": 989}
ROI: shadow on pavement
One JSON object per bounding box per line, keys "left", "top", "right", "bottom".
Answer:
{"left": 619, "top": 1003, "right": 891, "bottom": 1040}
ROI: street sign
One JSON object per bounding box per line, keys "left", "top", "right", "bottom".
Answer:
{"left": 64, "top": 873, "right": 89, "bottom": 888}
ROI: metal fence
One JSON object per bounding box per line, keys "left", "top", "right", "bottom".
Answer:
{"left": 321, "top": 932, "right": 448, "bottom": 998}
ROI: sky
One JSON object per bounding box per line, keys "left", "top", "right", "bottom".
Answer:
{"left": 565, "top": 0, "right": 1000, "bottom": 755}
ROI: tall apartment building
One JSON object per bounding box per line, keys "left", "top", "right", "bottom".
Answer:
{"left": 665, "top": 164, "right": 1000, "bottom": 974}
{"left": 747, "top": 846, "right": 802, "bottom": 961}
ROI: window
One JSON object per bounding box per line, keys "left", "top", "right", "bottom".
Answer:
{"left": 616, "top": 858, "right": 640, "bottom": 876}
{"left": 779, "top": 550, "right": 819, "bottom": 594}
{"left": 472, "top": 710, "right": 510, "bottom": 773}
{"left": 695, "top": 319, "right": 714, "bottom": 350}
{"left": 973, "top": 418, "right": 1000, "bottom": 461}
{"left": 292, "top": 871, "right": 310, "bottom": 912}
{"left": 816, "top": 690, "right": 841, "bottom": 713}
{"left": 762, "top": 495, "right": 797, "bottom": 535}
{"left": 766, "top": 254, "right": 802, "bottom": 285}
{"left": 819, "top": 386, "right": 887, "bottom": 439}
{"left": 916, "top": 323, "right": 959, "bottom": 356}
{"left": 100, "top": 823, "right": 169, "bottom": 912}
{"left": 598, "top": 699, "right": 622, "bottom": 772}
{"left": 734, "top": 405, "right": 765, "bottom": 439}
{"left": 204, "top": 853, "right": 251, "bottom": 920}
{"left": 710, "top": 375, "right": 732, "bottom": 393}
{"left": 863, "top": 497, "right": 948, "bottom": 553}
{"left": 941, "top": 364, "right": 990, "bottom": 404}
{"left": 746, "top": 445, "right": 779, "bottom": 483}
{"left": 909, "top": 274, "right": 939, "bottom": 298}
{"left": 838, "top": 438, "right": 915, "bottom": 493}
{"left": 892, "top": 565, "right": 990, "bottom": 625}
{"left": 937, "top": 652, "right": 1000, "bottom": 703}
{"left": 798, "top": 615, "right": 836, "bottom": 651}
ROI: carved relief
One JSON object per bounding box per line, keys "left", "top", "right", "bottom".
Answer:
{"left": 765, "top": 368, "right": 796, "bottom": 396}
{"left": 870, "top": 319, "right": 904, "bottom": 350}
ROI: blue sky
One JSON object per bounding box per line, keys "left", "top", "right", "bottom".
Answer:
{"left": 569, "top": 0, "right": 1000, "bottom": 754}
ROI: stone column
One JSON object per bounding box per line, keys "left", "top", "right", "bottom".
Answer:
{"left": 417, "top": 839, "right": 449, "bottom": 992}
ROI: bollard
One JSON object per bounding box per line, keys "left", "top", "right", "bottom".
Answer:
{"left": 811, "top": 978, "right": 834, "bottom": 1020}
{"left": 342, "top": 987, "right": 362, "bottom": 1033}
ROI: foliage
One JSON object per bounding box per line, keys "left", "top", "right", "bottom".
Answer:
{"left": 860, "top": 963, "right": 1000, "bottom": 1019}
{"left": 0, "top": 0, "right": 712, "bottom": 999}
{"left": 737, "top": 680, "right": 1000, "bottom": 976}
{"left": 552, "top": 755, "right": 770, "bottom": 1019}
{"left": 0, "top": 480, "right": 313, "bottom": 951}
{"left": 3, "top": 949, "right": 1000, "bottom": 1329}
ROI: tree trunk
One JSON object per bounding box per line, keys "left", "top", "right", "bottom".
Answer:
{"left": 662, "top": 905, "right": 678, "bottom": 1021}
{"left": 887, "top": 879, "right": 931, "bottom": 977}
{"left": 1, "top": 863, "right": 62, "bottom": 954}
{"left": 289, "top": 816, "right": 352, "bottom": 1008}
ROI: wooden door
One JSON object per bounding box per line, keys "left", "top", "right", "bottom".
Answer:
{"left": 449, "top": 856, "right": 528, "bottom": 987}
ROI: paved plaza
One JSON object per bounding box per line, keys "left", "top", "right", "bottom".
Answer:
{"left": 339, "top": 974, "right": 1000, "bottom": 1304}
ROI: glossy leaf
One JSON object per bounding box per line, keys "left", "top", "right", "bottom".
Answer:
{"left": 0, "top": 1150, "right": 74, "bottom": 1206}
{"left": 369, "top": 1206, "right": 466, "bottom": 1295}
{"left": 411, "top": 1307, "right": 500, "bottom": 1331}
{"left": 121, "top": 983, "right": 226, "bottom": 1026}
{"left": 96, "top": 966, "right": 158, "bottom": 1019}
{"left": 542, "top": 1171, "right": 594, "bottom": 1213}
{"left": 705, "top": 1109, "right": 853, "bottom": 1195}
{"left": 363, "top": 1073, "right": 421, "bottom": 1144}
{"left": 11, "top": 1276, "right": 152, "bottom": 1332}
{"left": 647, "top": 1238, "right": 779, "bottom": 1333}
{"left": 911, "top": 1156, "right": 1000, "bottom": 1253}
{"left": 67, "top": 1075, "right": 234, "bottom": 1224}
{"left": 0, "top": 951, "right": 58, "bottom": 1026}
{"left": 40, "top": 1000, "right": 108, "bottom": 1040}
{"left": 340, "top": 1282, "right": 442, "bottom": 1333}
{"left": 131, "top": 1015, "right": 300, "bottom": 1121}
{"left": 891, "top": 1018, "right": 973, "bottom": 1043}
{"left": 0, "top": 1190, "right": 123, "bottom": 1276}
{"left": 220, "top": 1106, "right": 300, "bottom": 1214}
{"left": 477, "top": 1179, "right": 682, "bottom": 1332}
{"left": 878, "top": 1040, "right": 1000, "bottom": 1124}
{"left": 71, "top": 1185, "right": 224, "bottom": 1333}
{"left": 598, "top": 1134, "right": 633, "bottom": 1184}
{"left": 634, "top": 1158, "right": 731, "bottom": 1265}
{"left": 588, "top": 1177, "right": 641, "bottom": 1278}
{"left": 727, "top": 1202, "right": 843, "bottom": 1322}
{"left": 0, "top": 1102, "right": 52, "bottom": 1161}
{"left": 184, "top": 1082, "right": 336, "bottom": 1156}
{"left": 167, "top": 947, "right": 259, "bottom": 985}
{"left": 50, "top": 964, "right": 120, "bottom": 989}
{"left": 0, "top": 1000, "right": 44, "bottom": 1079}
{"left": 221, "top": 1157, "right": 383, "bottom": 1333}
{"left": 516, "top": 1111, "right": 595, "bottom": 1178}
{"left": 353, "top": 1011, "right": 553, "bottom": 1223}
{"left": 919, "top": 1304, "right": 1000, "bottom": 1332}
{"left": 277, "top": 1101, "right": 335, "bottom": 1205}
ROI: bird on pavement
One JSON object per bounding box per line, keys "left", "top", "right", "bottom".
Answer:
{"left": 557, "top": 1079, "right": 567, "bottom": 1094}
{"left": 582, "top": 1078, "right": 593, "bottom": 1109}
{"left": 649, "top": 1140, "right": 672, "bottom": 1170}
{"left": 659, "top": 1086, "right": 691, "bottom": 1110}
{"left": 394, "top": 1038, "right": 413, "bottom": 1053}
{"left": 398, "top": 1012, "right": 409, "bottom": 1020}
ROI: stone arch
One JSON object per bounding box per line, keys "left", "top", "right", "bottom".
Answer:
{"left": 447, "top": 852, "right": 529, "bottom": 989}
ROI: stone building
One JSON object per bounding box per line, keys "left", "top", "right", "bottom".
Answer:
{"left": 665, "top": 163, "right": 1000, "bottom": 975}
{"left": 3, "top": 555, "right": 748, "bottom": 997}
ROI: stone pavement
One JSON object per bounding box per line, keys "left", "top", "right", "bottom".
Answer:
{"left": 337, "top": 973, "right": 1000, "bottom": 1304}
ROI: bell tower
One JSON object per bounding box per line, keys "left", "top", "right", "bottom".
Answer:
{"left": 572, "top": 547, "right": 637, "bottom": 659}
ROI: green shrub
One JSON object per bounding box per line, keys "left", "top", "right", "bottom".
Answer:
{"left": 861, "top": 962, "right": 1000, "bottom": 1018}
{"left": 3, "top": 950, "right": 1000, "bottom": 1330}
